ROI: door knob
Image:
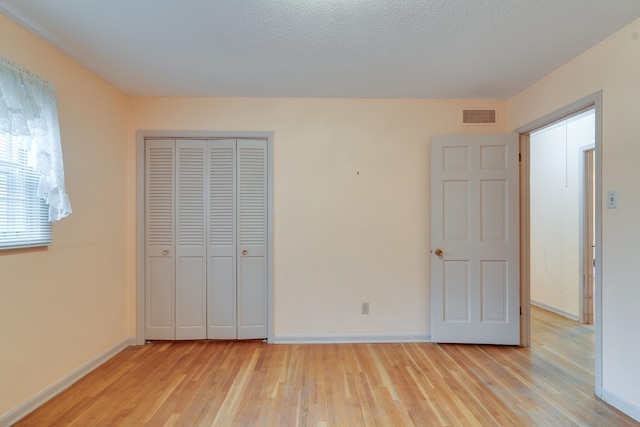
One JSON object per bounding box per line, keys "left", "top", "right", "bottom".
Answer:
{"left": 242, "top": 249, "right": 248, "bottom": 255}
{"left": 162, "top": 250, "right": 169, "bottom": 256}
{"left": 434, "top": 248, "right": 443, "bottom": 257}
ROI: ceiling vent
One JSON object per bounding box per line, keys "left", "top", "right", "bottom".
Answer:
{"left": 461, "top": 109, "right": 497, "bottom": 125}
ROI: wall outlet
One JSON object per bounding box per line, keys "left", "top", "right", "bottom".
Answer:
{"left": 361, "top": 302, "right": 369, "bottom": 315}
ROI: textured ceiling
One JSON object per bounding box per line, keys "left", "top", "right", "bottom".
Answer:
{"left": 1, "top": 0, "right": 640, "bottom": 98}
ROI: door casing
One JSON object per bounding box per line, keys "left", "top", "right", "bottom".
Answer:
{"left": 135, "top": 131, "right": 274, "bottom": 344}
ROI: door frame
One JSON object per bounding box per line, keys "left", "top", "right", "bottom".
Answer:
{"left": 579, "top": 146, "right": 595, "bottom": 324}
{"left": 516, "top": 92, "right": 602, "bottom": 397}
{"left": 135, "top": 130, "right": 275, "bottom": 345}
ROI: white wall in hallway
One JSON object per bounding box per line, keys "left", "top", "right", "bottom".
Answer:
{"left": 530, "top": 110, "right": 594, "bottom": 319}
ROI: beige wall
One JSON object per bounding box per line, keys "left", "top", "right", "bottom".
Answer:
{"left": 0, "top": 15, "right": 131, "bottom": 416}
{"left": 1, "top": 11, "right": 511, "bottom": 416}
{"left": 130, "top": 98, "right": 508, "bottom": 339}
{"left": 4, "top": 5, "right": 640, "bottom": 422}
{"left": 510, "top": 17, "right": 640, "bottom": 418}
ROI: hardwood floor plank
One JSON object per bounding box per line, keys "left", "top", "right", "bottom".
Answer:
{"left": 13, "top": 307, "right": 639, "bottom": 426}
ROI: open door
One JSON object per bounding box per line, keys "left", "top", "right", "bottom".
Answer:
{"left": 430, "top": 134, "right": 519, "bottom": 344}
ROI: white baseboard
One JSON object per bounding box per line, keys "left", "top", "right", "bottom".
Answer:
{"left": 531, "top": 300, "right": 579, "bottom": 321}
{"left": 602, "top": 387, "right": 640, "bottom": 423}
{"left": 273, "top": 333, "right": 431, "bottom": 344}
{"left": 0, "top": 337, "right": 135, "bottom": 427}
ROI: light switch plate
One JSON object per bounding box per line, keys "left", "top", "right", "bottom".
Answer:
{"left": 607, "top": 190, "right": 619, "bottom": 209}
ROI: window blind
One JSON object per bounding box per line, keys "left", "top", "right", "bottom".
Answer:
{"left": 0, "top": 132, "right": 51, "bottom": 249}
{"left": 0, "top": 57, "right": 71, "bottom": 250}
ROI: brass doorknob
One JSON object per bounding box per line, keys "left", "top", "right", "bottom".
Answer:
{"left": 434, "top": 248, "right": 443, "bottom": 257}
{"left": 242, "top": 250, "right": 248, "bottom": 255}
{"left": 162, "top": 250, "right": 169, "bottom": 256}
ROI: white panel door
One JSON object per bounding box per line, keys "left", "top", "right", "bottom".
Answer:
{"left": 175, "top": 140, "right": 207, "bottom": 340}
{"left": 145, "top": 140, "right": 176, "bottom": 340}
{"left": 207, "top": 140, "right": 238, "bottom": 339}
{"left": 430, "top": 134, "right": 519, "bottom": 344}
{"left": 237, "top": 140, "right": 268, "bottom": 340}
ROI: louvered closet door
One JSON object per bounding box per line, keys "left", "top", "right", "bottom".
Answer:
{"left": 145, "top": 140, "right": 176, "bottom": 340}
{"left": 207, "top": 140, "right": 237, "bottom": 339}
{"left": 145, "top": 138, "right": 268, "bottom": 341}
{"left": 175, "top": 140, "right": 207, "bottom": 339}
{"left": 237, "top": 140, "right": 268, "bottom": 339}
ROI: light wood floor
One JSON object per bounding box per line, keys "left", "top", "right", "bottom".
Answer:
{"left": 14, "top": 307, "right": 639, "bottom": 426}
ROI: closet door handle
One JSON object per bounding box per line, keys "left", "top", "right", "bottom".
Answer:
{"left": 242, "top": 250, "right": 248, "bottom": 255}
{"left": 162, "top": 250, "right": 169, "bottom": 256}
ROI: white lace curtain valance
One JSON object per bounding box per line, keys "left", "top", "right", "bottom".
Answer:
{"left": 0, "top": 57, "right": 71, "bottom": 222}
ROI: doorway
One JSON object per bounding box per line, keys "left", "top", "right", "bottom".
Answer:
{"left": 518, "top": 92, "right": 602, "bottom": 397}
{"left": 529, "top": 109, "right": 595, "bottom": 323}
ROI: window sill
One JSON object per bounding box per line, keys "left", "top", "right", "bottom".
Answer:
{"left": 0, "top": 245, "right": 49, "bottom": 256}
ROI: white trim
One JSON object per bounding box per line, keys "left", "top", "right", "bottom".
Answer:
{"left": 136, "top": 131, "right": 275, "bottom": 344}
{"left": 273, "top": 334, "right": 431, "bottom": 344}
{"left": 266, "top": 137, "right": 274, "bottom": 344}
{"left": 0, "top": 338, "right": 135, "bottom": 426}
{"left": 602, "top": 388, "right": 640, "bottom": 423}
{"left": 514, "top": 94, "right": 599, "bottom": 134}
{"left": 136, "top": 134, "right": 146, "bottom": 345}
{"left": 519, "top": 134, "right": 531, "bottom": 347}
{"left": 531, "top": 300, "right": 579, "bottom": 322}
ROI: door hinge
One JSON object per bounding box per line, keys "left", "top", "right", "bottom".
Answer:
{"left": 520, "top": 306, "right": 522, "bottom": 316}
{"left": 519, "top": 153, "right": 522, "bottom": 162}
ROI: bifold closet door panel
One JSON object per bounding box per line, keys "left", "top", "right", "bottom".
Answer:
{"left": 175, "top": 140, "right": 207, "bottom": 340}
{"left": 207, "top": 139, "right": 238, "bottom": 339}
{"left": 145, "top": 140, "right": 176, "bottom": 340}
{"left": 237, "top": 139, "right": 268, "bottom": 340}
{"left": 145, "top": 138, "right": 268, "bottom": 341}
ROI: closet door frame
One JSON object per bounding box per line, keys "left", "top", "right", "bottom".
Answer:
{"left": 136, "top": 131, "right": 274, "bottom": 344}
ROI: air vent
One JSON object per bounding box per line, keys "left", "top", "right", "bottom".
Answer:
{"left": 462, "top": 109, "right": 497, "bottom": 125}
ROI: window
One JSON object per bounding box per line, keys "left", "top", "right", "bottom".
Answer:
{"left": 0, "top": 132, "right": 51, "bottom": 248}
{"left": 0, "top": 57, "right": 71, "bottom": 250}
